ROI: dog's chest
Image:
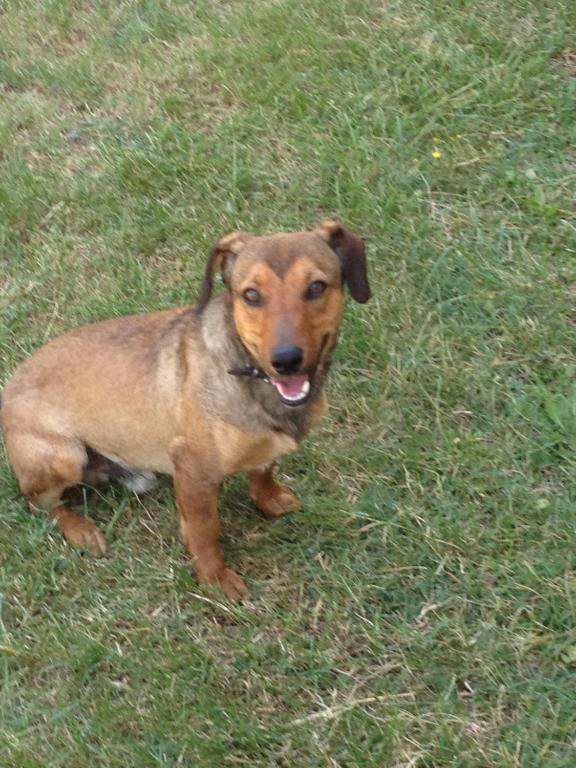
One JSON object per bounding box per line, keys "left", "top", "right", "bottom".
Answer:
{"left": 212, "top": 420, "right": 298, "bottom": 475}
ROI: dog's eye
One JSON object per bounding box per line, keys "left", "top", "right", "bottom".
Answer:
{"left": 242, "top": 288, "right": 262, "bottom": 307}
{"left": 305, "top": 280, "right": 327, "bottom": 300}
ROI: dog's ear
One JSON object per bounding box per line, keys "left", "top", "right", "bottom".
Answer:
{"left": 198, "top": 231, "right": 252, "bottom": 311}
{"left": 313, "top": 219, "right": 371, "bottom": 303}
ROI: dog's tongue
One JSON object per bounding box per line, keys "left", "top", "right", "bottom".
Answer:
{"left": 270, "top": 375, "right": 310, "bottom": 402}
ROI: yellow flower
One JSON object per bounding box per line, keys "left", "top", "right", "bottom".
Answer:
{"left": 432, "top": 148, "right": 442, "bottom": 159}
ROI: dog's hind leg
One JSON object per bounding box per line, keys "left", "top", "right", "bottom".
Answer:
{"left": 248, "top": 463, "right": 302, "bottom": 519}
{"left": 5, "top": 431, "right": 107, "bottom": 556}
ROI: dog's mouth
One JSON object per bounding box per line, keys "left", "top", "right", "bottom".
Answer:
{"left": 227, "top": 365, "right": 313, "bottom": 407}
{"left": 269, "top": 374, "right": 311, "bottom": 407}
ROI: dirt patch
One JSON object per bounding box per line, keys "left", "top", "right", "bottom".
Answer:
{"left": 552, "top": 50, "right": 576, "bottom": 77}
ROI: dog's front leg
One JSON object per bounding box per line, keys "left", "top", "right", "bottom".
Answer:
{"left": 169, "top": 437, "right": 248, "bottom": 602}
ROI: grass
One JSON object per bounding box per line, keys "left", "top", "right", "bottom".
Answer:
{"left": 1, "top": 0, "right": 576, "bottom": 765}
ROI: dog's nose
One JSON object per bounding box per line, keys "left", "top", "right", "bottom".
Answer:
{"left": 271, "top": 345, "right": 304, "bottom": 375}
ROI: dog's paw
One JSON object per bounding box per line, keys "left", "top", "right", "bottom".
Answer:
{"left": 219, "top": 568, "right": 249, "bottom": 602}
{"left": 251, "top": 485, "right": 302, "bottom": 519}
{"left": 61, "top": 515, "right": 108, "bottom": 557}
{"left": 199, "top": 567, "right": 248, "bottom": 602}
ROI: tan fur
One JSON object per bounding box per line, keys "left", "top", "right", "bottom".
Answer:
{"left": 1, "top": 221, "right": 369, "bottom": 601}
{"left": 212, "top": 421, "right": 298, "bottom": 476}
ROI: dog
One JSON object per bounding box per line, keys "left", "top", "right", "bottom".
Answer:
{"left": 1, "top": 220, "right": 370, "bottom": 600}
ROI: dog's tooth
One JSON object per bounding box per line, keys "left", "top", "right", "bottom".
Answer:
{"left": 302, "top": 381, "right": 310, "bottom": 395}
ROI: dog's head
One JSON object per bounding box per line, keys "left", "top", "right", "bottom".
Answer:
{"left": 198, "top": 220, "right": 370, "bottom": 407}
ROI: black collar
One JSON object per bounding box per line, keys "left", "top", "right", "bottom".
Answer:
{"left": 227, "top": 331, "right": 271, "bottom": 383}
{"left": 227, "top": 364, "right": 270, "bottom": 382}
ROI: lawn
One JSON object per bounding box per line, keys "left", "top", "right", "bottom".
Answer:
{"left": 1, "top": 0, "right": 576, "bottom": 765}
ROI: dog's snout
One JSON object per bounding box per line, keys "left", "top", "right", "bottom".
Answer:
{"left": 271, "top": 345, "right": 303, "bottom": 375}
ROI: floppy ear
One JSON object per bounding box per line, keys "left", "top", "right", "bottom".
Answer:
{"left": 197, "top": 231, "right": 252, "bottom": 311}
{"left": 313, "top": 219, "right": 371, "bottom": 303}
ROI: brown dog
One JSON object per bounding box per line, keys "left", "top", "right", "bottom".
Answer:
{"left": 1, "top": 220, "right": 370, "bottom": 600}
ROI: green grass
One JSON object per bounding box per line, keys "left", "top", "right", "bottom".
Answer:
{"left": 1, "top": 0, "right": 576, "bottom": 765}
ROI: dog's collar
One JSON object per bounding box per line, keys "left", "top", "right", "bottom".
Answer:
{"left": 227, "top": 364, "right": 270, "bottom": 382}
